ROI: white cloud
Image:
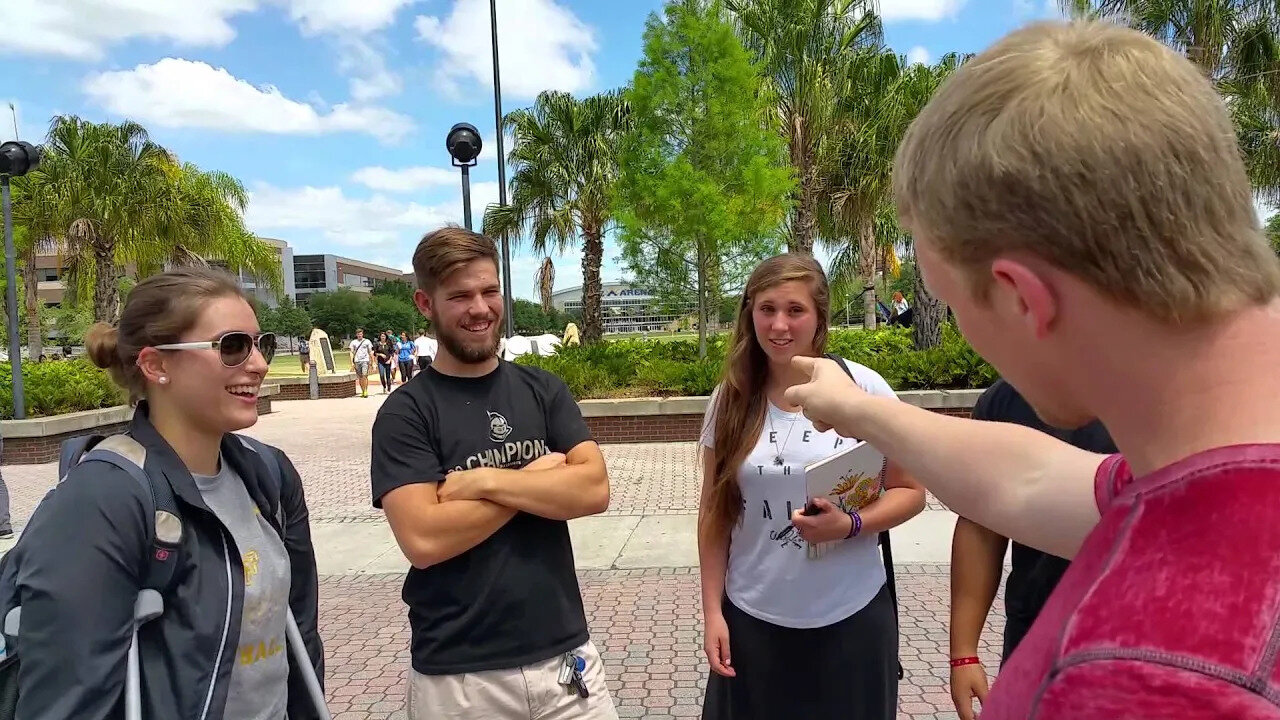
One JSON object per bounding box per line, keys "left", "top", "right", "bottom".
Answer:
{"left": 283, "top": 0, "right": 416, "bottom": 34}
{"left": 338, "top": 38, "right": 403, "bottom": 101}
{"left": 247, "top": 183, "right": 455, "bottom": 249}
{"left": 245, "top": 180, "right": 498, "bottom": 246}
{"left": 907, "top": 46, "right": 931, "bottom": 65}
{"left": 244, "top": 178, "right": 626, "bottom": 301}
{"left": 83, "top": 58, "right": 414, "bottom": 143}
{"left": 1, "top": 0, "right": 256, "bottom": 60}
{"left": 415, "top": 0, "right": 598, "bottom": 99}
{"left": 879, "top": 0, "right": 966, "bottom": 22}
{"left": 351, "top": 166, "right": 460, "bottom": 192}
{"left": 1, "top": 0, "right": 419, "bottom": 64}
{"left": 479, "top": 132, "right": 516, "bottom": 161}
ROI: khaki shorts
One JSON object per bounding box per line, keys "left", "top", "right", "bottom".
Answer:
{"left": 406, "top": 640, "right": 618, "bottom": 720}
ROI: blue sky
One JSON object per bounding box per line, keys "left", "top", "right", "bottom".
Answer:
{"left": 3, "top": 0, "right": 1063, "bottom": 301}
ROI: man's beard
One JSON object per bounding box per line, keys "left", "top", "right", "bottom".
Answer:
{"left": 436, "top": 317, "right": 501, "bottom": 364}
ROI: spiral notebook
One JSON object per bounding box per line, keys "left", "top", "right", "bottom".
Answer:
{"left": 803, "top": 439, "right": 888, "bottom": 559}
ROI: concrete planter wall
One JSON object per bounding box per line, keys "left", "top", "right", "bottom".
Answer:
{"left": 580, "top": 389, "right": 984, "bottom": 444}
{"left": 1, "top": 384, "right": 280, "bottom": 465}
{"left": 273, "top": 373, "right": 358, "bottom": 400}
{"left": 0, "top": 384, "right": 985, "bottom": 464}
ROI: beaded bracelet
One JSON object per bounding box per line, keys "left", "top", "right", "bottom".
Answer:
{"left": 844, "top": 509, "right": 862, "bottom": 539}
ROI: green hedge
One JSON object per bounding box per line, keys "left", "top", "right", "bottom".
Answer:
{"left": 0, "top": 359, "right": 127, "bottom": 420}
{"left": 516, "top": 324, "right": 998, "bottom": 399}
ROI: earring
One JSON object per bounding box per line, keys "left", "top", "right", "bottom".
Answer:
{"left": 158, "top": 376, "right": 169, "bottom": 385}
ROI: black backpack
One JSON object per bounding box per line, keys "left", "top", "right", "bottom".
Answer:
{"left": 0, "top": 431, "right": 288, "bottom": 720}
{"left": 825, "top": 353, "right": 904, "bottom": 681}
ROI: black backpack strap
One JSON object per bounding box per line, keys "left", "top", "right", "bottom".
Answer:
{"left": 824, "top": 353, "right": 905, "bottom": 681}
{"left": 73, "top": 436, "right": 184, "bottom": 595}
{"left": 57, "top": 434, "right": 104, "bottom": 480}
{"left": 236, "top": 435, "right": 286, "bottom": 530}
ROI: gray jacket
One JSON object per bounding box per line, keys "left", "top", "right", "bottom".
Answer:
{"left": 5, "top": 403, "right": 324, "bottom": 719}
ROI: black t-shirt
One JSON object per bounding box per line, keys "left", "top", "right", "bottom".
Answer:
{"left": 370, "top": 360, "right": 593, "bottom": 675}
{"left": 970, "top": 379, "right": 1117, "bottom": 661}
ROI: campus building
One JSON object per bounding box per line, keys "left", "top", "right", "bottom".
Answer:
{"left": 291, "top": 254, "right": 404, "bottom": 304}
{"left": 550, "top": 281, "right": 698, "bottom": 335}
{"left": 30, "top": 237, "right": 402, "bottom": 308}
{"left": 212, "top": 236, "right": 294, "bottom": 308}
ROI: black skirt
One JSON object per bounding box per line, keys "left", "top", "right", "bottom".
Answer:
{"left": 702, "top": 584, "right": 898, "bottom": 720}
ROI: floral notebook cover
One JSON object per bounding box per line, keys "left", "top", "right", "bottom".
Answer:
{"left": 803, "top": 439, "right": 887, "bottom": 558}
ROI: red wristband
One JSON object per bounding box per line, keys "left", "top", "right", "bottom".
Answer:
{"left": 949, "top": 656, "right": 981, "bottom": 668}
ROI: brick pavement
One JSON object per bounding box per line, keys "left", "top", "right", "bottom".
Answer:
{"left": 319, "top": 566, "right": 1006, "bottom": 720}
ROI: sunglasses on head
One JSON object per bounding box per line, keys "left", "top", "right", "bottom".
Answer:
{"left": 154, "top": 331, "right": 277, "bottom": 368}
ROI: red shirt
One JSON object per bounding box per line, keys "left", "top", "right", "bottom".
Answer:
{"left": 982, "top": 444, "right": 1280, "bottom": 719}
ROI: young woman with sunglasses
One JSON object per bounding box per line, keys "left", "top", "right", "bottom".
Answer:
{"left": 698, "top": 254, "right": 925, "bottom": 720}
{"left": 7, "top": 267, "right": 326, "bottom": 719}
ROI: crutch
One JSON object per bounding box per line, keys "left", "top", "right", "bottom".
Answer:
{"left": 5, "top": 595, "right": 331, "bottom": 720}
{"left": 3, "top": 600, "right": 158, "bottom": 720}
{"left": 286, "top": 608, "right": 332, "bottom": 719}
{"left": 126, "top": 590, "right": 164, "bottom": 720}
{"left": 131, "top": 598, "right": 331, "bottom": 719}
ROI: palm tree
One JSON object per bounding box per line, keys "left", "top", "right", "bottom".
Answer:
{"left": 823, "top": 51, "right": 966, "bottom": 342}
{"left": 17, "top": 117, "right": 281, "bottom": 326}
{"left": 45, "top": 116, "right": 173, "bottom": 323}
{"left": 483, "top": 90, "right": 628, "bottom": 344}
{"left": 145, "top": 163, "right": 282, "bottom": 292}
{"left": 535, "top": 256, "right": 556, "bottom": 314}
{"left": 1062, "top": 1, "right": 1280, "bottom": 201}
{"left": 726, "top": 0, "right": 882, "bottom": 255}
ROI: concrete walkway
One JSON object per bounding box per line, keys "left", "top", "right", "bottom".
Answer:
{"left": 316, "top": 509, "right": 962, "bottom": 575}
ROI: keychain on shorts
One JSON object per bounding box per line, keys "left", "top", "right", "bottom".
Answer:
{"left": 558, "top": 652, "right": 589, "bottom": 698}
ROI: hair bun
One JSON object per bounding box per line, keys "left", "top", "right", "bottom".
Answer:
{"left": 84, "top": 322, "right": 121, "bottom": 370}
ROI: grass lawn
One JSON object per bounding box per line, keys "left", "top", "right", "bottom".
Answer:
{"left": 269, "top": 349, "right": 353, "bottom": 377}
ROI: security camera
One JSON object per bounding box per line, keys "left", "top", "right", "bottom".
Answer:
{"left": 446, "top": 123, "right": 482, "bottom": 166}
{"left": 0, "top": 141, "right": 40, "bottom": 177}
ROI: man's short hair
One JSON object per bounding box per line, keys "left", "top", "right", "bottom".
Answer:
{"left": 893, "top": 19, "right": 1280, "bottom": 323}
{"left": 412, "top": 225, "right": 501, "bottom": 294}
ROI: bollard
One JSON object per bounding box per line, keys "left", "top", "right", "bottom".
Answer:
{"left": 308, "top": 360, "right": 319, "bottom": 400}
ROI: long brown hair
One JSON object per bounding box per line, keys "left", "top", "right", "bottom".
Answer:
{"left": 701, "top": 254, "right": 831, "bottom": 541}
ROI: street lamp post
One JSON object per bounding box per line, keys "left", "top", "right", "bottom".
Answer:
{"left": 460, "top": 165, "right": 473, "bottom": 230}
{"left": 489, "top": 0, "right": 514, "bottom": 339}
{"left": 446, "top": 123, "right": 482, "bottom": 231}
{"left": 0, "top": 140, "right": 41, "bottom": 420}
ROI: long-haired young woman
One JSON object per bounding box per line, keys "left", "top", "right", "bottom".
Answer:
{"left": 5, "top": 267, "right": 325, "bottom": 719}
{"left": 698, "top": 254, "right": 926, "bottom": 719}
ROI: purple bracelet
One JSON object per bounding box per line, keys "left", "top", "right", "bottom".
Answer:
{"left": 844, "top": 510, "right": 862, "bottom": 539}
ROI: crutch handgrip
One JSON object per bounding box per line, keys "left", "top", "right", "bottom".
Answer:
{"left": 134, "top": 589, "right": 163, "bottom": 624}
{"left": 126, "top": 590, "right": 164, "bottom": 720}
{"left": 3, "top": 607, "right": 19, "bottom": 638}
